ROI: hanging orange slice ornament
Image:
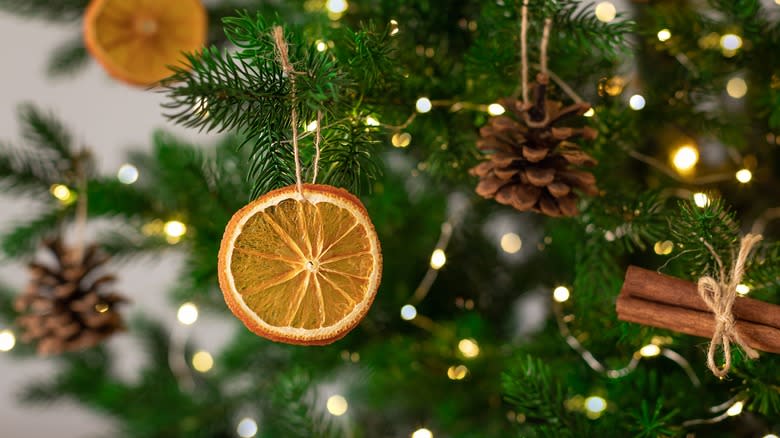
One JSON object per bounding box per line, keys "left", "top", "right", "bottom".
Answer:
{"left": 83, "top": 0, "right": 207, "bottom": 86}
{"left": 218, "top": 184, "right": 382, "bottom": 345}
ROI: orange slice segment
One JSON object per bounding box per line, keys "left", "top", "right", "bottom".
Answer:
{"left": 83, "top": 0, "right": 207, "bottom": 86}
{"left": 218, "top": 184, "right": 382, "bottom": 345}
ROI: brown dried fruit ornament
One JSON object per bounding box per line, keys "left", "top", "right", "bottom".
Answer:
{"left": 470, "top": 74, "right": 599, "bottom": 217}
{"left": 15, "top": 238, "right": 126, "bottom": 355}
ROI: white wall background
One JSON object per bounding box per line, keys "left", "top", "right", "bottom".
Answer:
{"left": 0, "top": 11, "right": 233, "bottom": 438}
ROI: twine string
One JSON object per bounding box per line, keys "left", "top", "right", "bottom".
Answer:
{"left": 312, "top": 110, "right": 322, "bottom": 184}
{"left": 539, "top": 18, "right": 552, "bottom": 76}
{"left": 73, "top": 150, "right": 89, "bottom": 262}
{"left": 698, "top": 234, "right": 762, "bottom": 377}
{"left": 272, "top": 26, "right": 304, "bottom": 196}
{"left": 520, "top": 0, "right": 529, "bottom": 104}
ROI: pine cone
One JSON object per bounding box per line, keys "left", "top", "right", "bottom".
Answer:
{"left": 470, "top": 74, "right": 599, "bottom": 217}
{"left": 15, "top": 238, "right": 126, "bottom": 355}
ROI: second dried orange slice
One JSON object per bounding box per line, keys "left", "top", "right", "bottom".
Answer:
{"left": 83, "top": 0, "right": 207, "bottom": 86}
{"left": 218, "top": 184, "right": 382, "bottom": 345}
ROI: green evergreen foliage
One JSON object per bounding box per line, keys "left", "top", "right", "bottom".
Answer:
{"left": 1, "top": 0, "right": 779, "bottom": 437}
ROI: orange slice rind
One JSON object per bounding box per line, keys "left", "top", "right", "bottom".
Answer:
{"left": 218, "top": 184, "right": 382, "bottom": 345}
{"left": 83, "top": 0, "right": 207, "bottom": 86}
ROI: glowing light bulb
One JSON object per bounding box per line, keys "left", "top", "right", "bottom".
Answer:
{"left": 727, "top": 401, "right": 744, "bottom": 416}
{"left": 657, "top": 29, "right": 671, "bottom": 42}
{"left": 727, "top": 78, "right": 748, "bottom": 99}
{"left": 430, "top": 249, "right": 446, "bottom": 269}
{"left": 0, "top": 330, "right": 16, "bottom": 352}
{"left": 412, "top": 427, "right": 433, "bottom": 438}
{"left": 458, "top": 338, "right": 480, "bottom": 358}
{"left": 762, "top": 434, "right": 778, "bottom": 438}
{"left": 693, "top": 192, "right": 710, "bottom": 208}
{"left": 553, "top": 286, "right": 570, "bottom": 303}
{"left": 50, "top": 184, "right": 72, "bottom": 201}
{"left": 177, "top": 302, "right": 199, "bottom": 325}
{"left": 654, "top": 240, "right": 674, "bottom": 255}
{"left": 365, "top": 116, "right": 380, "bottom": 126}
{"left": 500, "top": 233, "right": 522, "bottom": 254}
{"left": 316, "top": 40, "right": 328, "bottom": 52}
{"left": 487, "top": 103, "right": 505, "bottom": 116}
{"left": 164, "top": 220, "right": 187, "bottom": 238}
{"left": 237, "top": 418, "right": 258, "bottom": 438}
{"left": 392, "top": 132, "right": 412, "bottom": 148}
{"left": 736, "top": 284, "right": 750, "bottom": 295}
{"left": 736, "top": 169, "right": 752, "bottom": 183}
{"left": 672, "top": 145, "right": 699, "bottom": 173}
{"left": 400, "top": 304, "right": 417, "bottom": 320}
{"left": 447, "top": 364, "right": 468, "bottom": 380}
{"left": 720, "top": 34, "right": 742, "bottom": 50}
{"left": 583, "top": 108, "right": 595, "bottom": 117}
{"left": 389, "top": 19, "right": 400, "bottom": 36}
{"left": 326, "top": 0, "right": 348, "bottom": 14}
{"left": 639, "top": 344, "right": 661, "bottom": 357}
{"left": 306, "top": 120, "right": 319, "bottom": 132}
{"left": 326, "top": 395, "right": 348, "bottom": 416}
{"left": 595, "top": 2, "right": 616, "bottom": 23}
{"left": 192, "top": 351, "right": 214, "bottom": 372}
{"left": 416, "top": 97, "right": 432, "bottom": 113}
{"left": 584, "top": 396, "right": 607, "bottom": 414}
{"left": 629, "top": 94, "right": 646, "bottom": 110}
{"left": 117, "top": 164, "right": 139, "bottom": 184}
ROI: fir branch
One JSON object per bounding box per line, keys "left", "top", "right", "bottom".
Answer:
{"left": 1, "top": 209, "right": 66, "bottom": 258}
{"left": 629, "top": 399, "right": 679, "bottom": 438}
{"left": 502, "top": 355, "right": 569, "bottom": 429}
{"left": 267, "top": 368, "right": 342, "bottom": 438}
{"left": 246, "top": 126, "right": 296, "bottom": 199}
{"left": 18, "top": 103, "right": 76, "bottom": 160}
{"left": 0, "top": 142, "right": 61, "bottom": 195}
{"left": 670, "top": 198, "right": 740, "bottom": 278}
{"left": 545, "top": 0, "right": 634, "bottom": 54}
{"left": 47, "top": 35, "right": 89, "bottom": 77}
{"left": 318, "top": 119, "right": 382, "bottom": 195}
{"left": 0, "top": 0, "right": 88, "bottom": 22}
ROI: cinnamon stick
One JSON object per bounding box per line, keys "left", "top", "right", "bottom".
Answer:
{"left": 623, "top": 266, "right": 780, "bottom": 329}
{"left": 616, "top": 294, "right": 780, "bottom": 354}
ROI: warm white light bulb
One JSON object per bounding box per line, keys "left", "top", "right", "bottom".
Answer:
{"left": 117, "top": 164, "right": 139, "bottom": 184}
{"left": 192, "top": 351, "right": 214, "bottom": 373}
{"left": 412, "top": 428, "right": 433, "bottom": 438}
{"left": 553, "top": 286, "right": 571, "bottom": 303}
{"left": 416, "top": 97, "right": 432, "bottom": 113}
{"left": 237, "top": 418, "right": 258, "bottom": 438}
{"left": 164, "top": 220, "right": 187, "bottom": 238}
{"left": 458, "top": 338, "right": 480, "bottom": 358}
{"left": 736, "top": 284, "right": 750, "bottom": 295}
{"left": 365, "top": 116, "right": 380, "bottom": 126}
{"left": 177, "top": 302, "right": 199, "bottom": 325}
{"left": 584, "top": 396, "right": 607, "bottom": 414}
{"left": 720, "top": 34, "right": 742, "bottom": 50}
{"left": 727, "top": 77, "right": 748, "bottom": 99}
{"left": 726, "top": 401, "right": 744, "bottom": 417}
{"left": 316, "top": 40, "right": 328, "bottom": 52}
{"left": 735, "top": 169, "right": 752, "bottom": 184}
{"left": 487, "top": 103, "right": 505, "bottom": 116}
{"left": 400, "top": 304, "right": 417, "bottom": 320}
{"left": 0, "top": 330, "right": 15, "bottom": 352}
{"left": 629, "top": 94, "right": 646, "bottom": 110}
{"left": 326, "top": 395, "right": 348, "bottom": 416}
{"left": 595, "top": 2, "right": 617, "bottom": 23}
{"left": 326, "top": 0, "right": 348, "bottom": 14}
{"left": 50, "top": 184, "right": 72, "bottom": 201}
{"left": 392, "top": 132, "right": 412, "bottom": 148}
{"left": 500, "top": 233, "right": 522, "bottom": 254}
{"left": 693, "top": 192, "right": 710, "bottom": 208}
{"left": 583, "top": 108, "right": 595, "bottom": 117}
{"left": 672, "top": 145, "right": 699, "bottom": 172}
{"left": 639, "top": 344, "right": 661, "bottom": 357}
{"left": 657, "top": 29, "right": 671, "bottom": 42}
{"left": 430, "top": 249, "right": 446, "bottom": 269}
{"left": 306, "top": 120, "right": 319, "bottom": 132}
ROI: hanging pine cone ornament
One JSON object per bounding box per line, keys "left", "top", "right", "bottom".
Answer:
{"left": 15, "top": 238, "right": 126, "bottom": 355}
{"left": 470, "top": 74, "right": 599, "bottom": 217}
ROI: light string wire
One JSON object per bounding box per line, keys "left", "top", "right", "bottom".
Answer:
{"left": 553, "top": 302, "right": 701, "bottom": 385}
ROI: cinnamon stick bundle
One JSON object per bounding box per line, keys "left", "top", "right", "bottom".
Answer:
{"left": 616, "top": 266, "right": 780, "bottom": 354}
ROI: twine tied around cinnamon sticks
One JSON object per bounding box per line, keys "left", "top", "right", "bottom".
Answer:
{"left": 698, "top": 234, "right": 763, "bottom": 377}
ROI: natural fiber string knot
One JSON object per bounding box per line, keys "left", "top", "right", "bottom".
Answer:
{"left": 698, "top": 233, "right": 762, "bottom": 378}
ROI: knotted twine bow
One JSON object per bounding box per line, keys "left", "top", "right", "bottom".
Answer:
{"left": 698, "top": 233, "right": 763, "bottom": 377}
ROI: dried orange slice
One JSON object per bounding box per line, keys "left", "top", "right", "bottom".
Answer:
{"left": 83, "top": 0, "right": 207, "bottom": 86}
{"left": 218, "top": 184, "right": 382, "bottom": 345}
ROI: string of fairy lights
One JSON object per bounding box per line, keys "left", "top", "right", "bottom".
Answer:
{"left": 2, "top": 2, "right": 779, "bottom": 437}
